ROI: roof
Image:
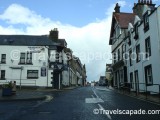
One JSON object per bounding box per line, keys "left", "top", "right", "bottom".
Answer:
{"left": 0, "top": 35, "right": 61, "bottom": 46}
{"left": 109, "top": 12, "right": 135, "bottom": 45}
{"left": 114, "top": 12, "right": 135, "bottom": 28}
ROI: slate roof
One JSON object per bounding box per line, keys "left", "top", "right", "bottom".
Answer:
{"left": 0, "top": 35, "right": 61, "bottom": 46}
{"left": 113, "top": 12, "right": 135, "bottom": 28}
{"left": 109, "top": 12, "right": 135, "bottom": 45}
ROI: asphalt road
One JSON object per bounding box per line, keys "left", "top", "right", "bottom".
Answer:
{"left": 0, "top": 86, "right": 160, "bottom": 120}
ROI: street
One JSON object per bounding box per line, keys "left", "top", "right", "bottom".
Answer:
{"left": 0, "top": 86, "right": 160, "bottom": 120}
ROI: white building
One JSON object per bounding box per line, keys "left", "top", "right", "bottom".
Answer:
{"left": 0, "top": 29, "right": 83, "bottom": 89}
{"left": 126, "top": 1, "right": 160, "bottom": 94}
{"left": 109, "top": 0, "right": 160, "bottom": 94}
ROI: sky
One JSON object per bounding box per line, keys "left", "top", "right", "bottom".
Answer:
{"left": 0, "top": 0, "right": 160, "bottom": 82}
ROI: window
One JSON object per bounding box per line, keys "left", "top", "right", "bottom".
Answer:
{"left": 1, "top": 54, "right": 6, "bottom": 64}
{"left": 128, "top": 31, "right": 131, "bottom": 45}
{"left": 118, "top": 49, "right": 120, "bottom": 61}
{"left": 129, "top": 50, "right": 132, "bottom": 66}
{"left": 113, "top": 53, "right": 117, "bottom": 63}
{"left": 26, "top": 52, "right": 32, "bottom": 64}
{"left": 143, "top": 11, "right": 149, "bottom": 32}
{"left": 0, "top": 70, "right": 5, "bottom": 80}
{"left": 144, "top": 65, "right": 153, "bottom": 85}
{"left": 27, "top": 70, "right": 38, "bottom": 79}
{"left": 130, "top": 72, "right": 134, "bottom": 89}
{"left": 145, "top": 37, "right": 151, "bottom": 58}
{"left": 136, "top": 44, "right": 141, "bottom": 62}
{"left": 134, "top": 23, "right": 139, "bottom": 40}
{"left": 56, "top": 52, "right": 60, "bottom": 62}
{"left": 20, "top": 53, "right": 25, "bottom": 64}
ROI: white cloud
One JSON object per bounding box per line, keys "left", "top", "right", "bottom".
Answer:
{"left": 118, "top": 0, "right": 126, "bottom": 7}
{"left": 0, "top": 4, "right": 112, "bottom": 81}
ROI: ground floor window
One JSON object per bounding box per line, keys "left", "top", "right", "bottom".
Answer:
{"left": 27, "top": 70, "right": 38, "bottom": 79}
{"left": 0, "top": 70, "right": 5, "bottom": 80}
{"left": 144, "top": 64, "right": 153, "bottom": 85}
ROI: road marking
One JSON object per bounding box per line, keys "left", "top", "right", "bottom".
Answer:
{"left": 98, "top": 104, "right": 112, "bottom": 120}
{"left": 33, "top": 95, "right": 53, "bottom": 108}
{"left": 92, "top": 88, "right": 99, "bottom": 98}
{"left": 85, "top": 98, "right": 104, "bottom": 103}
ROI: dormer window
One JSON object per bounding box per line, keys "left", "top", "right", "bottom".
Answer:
{"left": 128, "top": 31, "right": 131, "bottom": 46}
{"left": 134, "top": 23, "right": 139, "bottom": 40}
{"left": 143, "top": 11, "right": 149, "bottom": 32}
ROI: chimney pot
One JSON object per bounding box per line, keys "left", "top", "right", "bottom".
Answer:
{"left": 114, "top": 3, "right": 120, "bottom": 13}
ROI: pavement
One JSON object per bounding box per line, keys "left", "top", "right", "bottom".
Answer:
{"left": 0, "top": 86, "right": 78, "bottom": 102}
{"left": 106, "top": 86, "right": 160, "bottom": 105}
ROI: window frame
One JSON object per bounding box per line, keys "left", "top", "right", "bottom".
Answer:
{"left": 145, "top": 37, "right": 151, "bottom": 58}
{"left": 0, "top": 70, "right": 5, "bottom": 80}
{"left": 134, "top": 23, "right": 139, "bottom": 40}
{"left": 1, "top": 54, "right": 6, "bottom": 64}
{"left": 129, "top": 50, "right": 132, "bottom": 66}
{"left": 26, "top": 52, "right": 32, "bottom": 64}
{"left": 27, "top": 70, "right": 39, "bottom": 79}
{"left": 19, "top": 53, "right": 26, "bottom": 64}
{"left": 136, "top": 44, "right": 141, "bottom": 63}
{"left": 144, "top": 64, "right": 153, "bottom": 85}
{"left": 143, "top": 11, "right": 149, "bottom": 32}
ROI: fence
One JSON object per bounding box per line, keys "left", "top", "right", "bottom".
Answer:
{"left": 118, "top": 82, "right": 160, "bottom": 102}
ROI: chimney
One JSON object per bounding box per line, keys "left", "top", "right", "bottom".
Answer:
{"left": 49, "top": 28, "right": 59, "bottom": 42}
{"left": 147, "top": 0, "right": 149, "bottom": 4}
{"left": 150, "top": 0, "right": 152, "bottom": 4}
{"left": 138, "top": 0, "right": 140, "bottom": 3}
{"left": 114, "top": 3, "right": 120, "bottom": 13}
{"left": 144, "top": 0, "right": 146, "bottom": 4}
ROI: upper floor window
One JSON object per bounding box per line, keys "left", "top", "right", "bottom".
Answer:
{"left": 145, "top": 37, "right": 151, "bottom": 58}
{"left": 20, "top": 53, "right": 25, "bottom": 64}
{"left": 128, "top": 32, "right": 131, "bottom": 46}
{"left": 143, "top": 11, "right": 149, "bottom": 32}
{"left": 1, "top": 54, "right": 6, "bottom": 64}
{"left": 19, "top": 52, "right": 32, "bottom": 64}
{"left": 118, "top": 49, "right": 120, "bottom": 61}
{"left": 134, "top": 23, "right": 139, "bottom": 40}
{"left": 0, "top": 70, "right": 5, "bottom": 80}
{"left": 144, "top": 64, "right": 153, "bottom": 85}
{"left": 26, "top": 52, "right": 32, "bottom": 64}
{"left": 129, "top": 50, "right": 132, "bottom": 66}
{"left": 136, "top": 44, "right": 141, "bottom": 62}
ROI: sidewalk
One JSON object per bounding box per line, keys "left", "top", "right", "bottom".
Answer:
{"left": 107, "top": 86, "right": 160, "bottom": 104}
{"left": 0, "top": 89, "right": 47, "bottom": 101}
{"left": 0, "top": 86, "right": 78, "bottom": 102}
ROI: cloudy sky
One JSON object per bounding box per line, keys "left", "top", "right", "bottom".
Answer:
{"left": 0, "top": 0, "right": 160, "bottom": 82}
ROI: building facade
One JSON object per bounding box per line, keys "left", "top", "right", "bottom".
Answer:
{"left": 109, "top": 0, "right": 160, "bottom": 94}
{"left": 0, "top": 28, "right": 87, "bottom": 89}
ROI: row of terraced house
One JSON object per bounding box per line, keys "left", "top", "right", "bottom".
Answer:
{"left": 0, "top": 28, "right": 87, "bottom": 89}
{"left": 109, "top": 0, "right": 160, "bottom": 94}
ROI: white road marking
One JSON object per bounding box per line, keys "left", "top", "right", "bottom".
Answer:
{"left": 33, "top": 95, "right": 53, "bottom": 108}
{"left": 98, "top": 104, "right": 112, "bottom": 120}
{"left": 85, "top": 98, "right": 104, "bottom": 103}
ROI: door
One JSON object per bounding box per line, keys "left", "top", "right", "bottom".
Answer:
{"left": 134, "top": 70, "right": 139, "bottom": 94}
